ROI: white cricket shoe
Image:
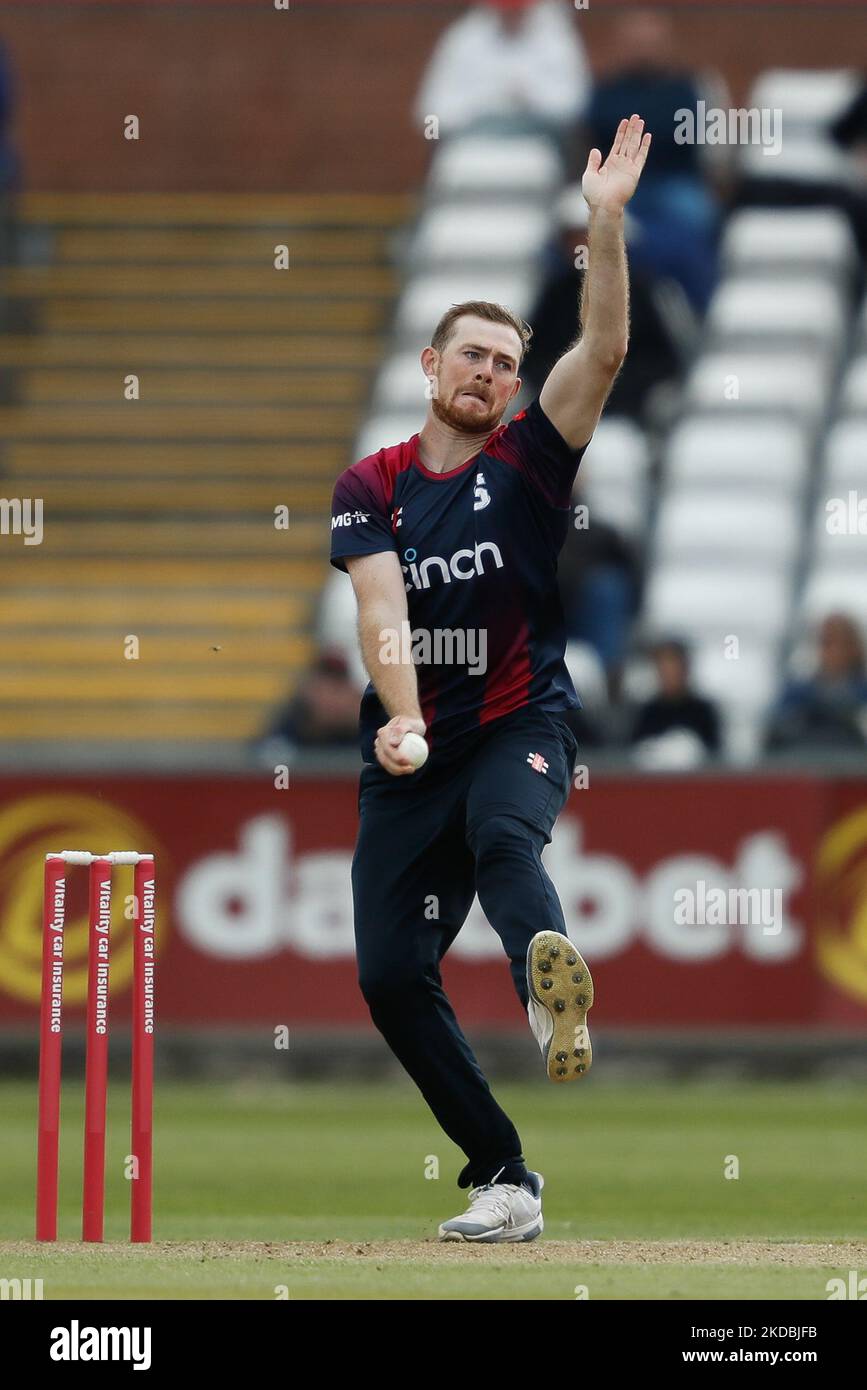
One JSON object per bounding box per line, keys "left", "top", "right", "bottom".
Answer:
{"left": 527, "top": 930, "right": 593, "bottom": 1082}
{"left": 438, "top": 1170, "right": 544, "bottom": 1243}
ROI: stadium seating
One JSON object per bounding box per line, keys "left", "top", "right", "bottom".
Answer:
{"left": 721, "top": 208, "right": 858, "bottom": 280}
{"left": 427, "top": 135, "right": 564, "bottom": 198}
{"left": 578, "top": 419, "right": 651, "bottom": 541}
{"left": 366, "top": 133, "right": 562, "bottom": 436}
{"left": 647, "top": 62, "right": 864, "bottom": 759}
{"left": 321, "top": 78, "right": 867, "bottom": 765}
{"left": 739, "top": 69, "right": 860, "bottom": 186}
{"left": 0, "top": 192, "right": 406, "bottom": 750}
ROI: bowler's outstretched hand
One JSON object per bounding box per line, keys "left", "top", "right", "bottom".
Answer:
{"left": 582, "top": 113, "right": 651, "bottom": 213}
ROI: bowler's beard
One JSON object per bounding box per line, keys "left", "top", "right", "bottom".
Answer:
{"left": 431, "top": 385, "right": 502, "bottom": 435}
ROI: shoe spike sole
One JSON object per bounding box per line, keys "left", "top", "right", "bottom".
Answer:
{"left": 527, "top": 930, "right": 594, "bottom": 1083}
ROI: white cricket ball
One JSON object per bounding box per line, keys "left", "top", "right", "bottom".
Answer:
{"left": 398, "top": 732, "right": 429, "bottom": 769}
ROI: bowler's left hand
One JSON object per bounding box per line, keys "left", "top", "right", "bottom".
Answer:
{"left": 582, "top": 114, "right": 651, "bottom": 213}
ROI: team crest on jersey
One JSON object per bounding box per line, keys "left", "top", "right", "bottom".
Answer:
{"left": 473, "top": 471, "right": 491, "bottom": 511}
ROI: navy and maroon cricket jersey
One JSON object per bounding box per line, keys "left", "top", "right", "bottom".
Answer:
{"left": 330, "top": 396, "right": 590, "bottom": 762}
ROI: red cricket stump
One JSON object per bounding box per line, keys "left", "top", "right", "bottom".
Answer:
{"left": 131, "top": 856, "right": 155, "bottom": 1242}
{"left": 37, "top": 854, "right": 66, "bottom": 1241}
{"left": 37, "top": 847, "right": 156, "bottom": 1243}
{"left": 82, "top": 855, "right": 112, "bottom": 1242}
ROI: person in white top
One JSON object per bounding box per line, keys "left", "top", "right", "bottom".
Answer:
{"left": 414, "top": 0, "right": 591, "bottom": 142}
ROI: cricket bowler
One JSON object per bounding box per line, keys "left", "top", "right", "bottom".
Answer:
{"left": 330, "top": 117, "right": 651, "bottom": 1241}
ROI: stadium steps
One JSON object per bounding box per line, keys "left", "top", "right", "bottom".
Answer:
{"left": 0, "top": 192, "right": 409, "bottom": 748}
{"left": 1, "top": 445, "right": 344, "bottom": 479}
{"left": 0, "top": 520, "right": 324, "bottom": 552}
{"left": 16, "top": 193, "right": 409, "bottom": 223}
{"left": 0, "top": 336, "right": 381, "bottom": 367}
{"left": 29, "top": 302, "right": 385, "bottom": 333}
{"left": 1, "top": 266, "right": 394, "bottom": 295}
{"left": 0, "top": 558, "right": 324, "bottom": 588}
{"left": 52, "top": 228, "right": 390, "bottom": 263}
{"left": 0, "top": 671, "right": 296, "bottom": 702}
{"left": 0, "top": 405, "right": 360, "bottom": 438}
{"left": 18, "top": 371, "right": 367, "bottom": 406}
{"left": 1, "top": 594, "right": 308, "bottom": 625}
{"left": 4, "top": 633, "right": 312, "bottom": 666}
{"left": 8, "top": 480, "right": 333, "bottom": 510}
{"left": 0, "top": 708, "right": 284, "bottom": 740}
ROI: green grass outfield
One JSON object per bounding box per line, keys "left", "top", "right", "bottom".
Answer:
{"left": 2, "top": 1077, "right": 866, "bottom": 1299}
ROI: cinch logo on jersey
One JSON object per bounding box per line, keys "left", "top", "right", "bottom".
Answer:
{"left": 331, "top": 510, "right": 369, "bottom": 529}
{"left": 402, "top": 540, "right": 504, "bottom": 592}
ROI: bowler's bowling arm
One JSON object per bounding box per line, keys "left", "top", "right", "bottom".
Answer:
{"left": 539, "top": 207, "right": 630, "bottom": 451}
{"left": 345, "top": 550, "right": 424, "bottom": 723}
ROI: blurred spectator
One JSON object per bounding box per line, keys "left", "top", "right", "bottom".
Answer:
{"left": 630, "top": 639, "right": 720, "bottom": 764}
{"left": 414, "top": 0, "right": 590, "bottom": 151}
{"left": 557, "top": 639, "right": 609, "bottom": 748}
{"left": 831, "top": 78, "right": 867, "bottom": 266}
{"left": 583, "top": 10, "right": 721, "bottom": 313}
{"left": 0, "top": 38, "right": 19, "bottom": 265}
{"left": 317, "top": 569, "right": 368, "bottom": 691}
{"left": 0, "top": 40, "right": 18, "bottom": 186}
{"left": 523, "top": 183, "right": 689, "bottom": 423}
{"left": 256, "top": 648, "right": 362, "bottom": 759}
{"left": 765, "top": 614, "right": 867, "bottom": 753}
{"left": 832, "top": 81, "right": 867, "bottom": 175}
{"left": 557, "top": 479, "right": 642, "bottom": 700}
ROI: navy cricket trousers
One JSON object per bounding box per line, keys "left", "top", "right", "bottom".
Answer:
{"left": 351, "top": 704, "right": 579, "bottom": 1190}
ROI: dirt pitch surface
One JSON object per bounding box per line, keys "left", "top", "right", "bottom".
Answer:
{"left": 5, "top": 1239, "right": 867, "bottom": 1265}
